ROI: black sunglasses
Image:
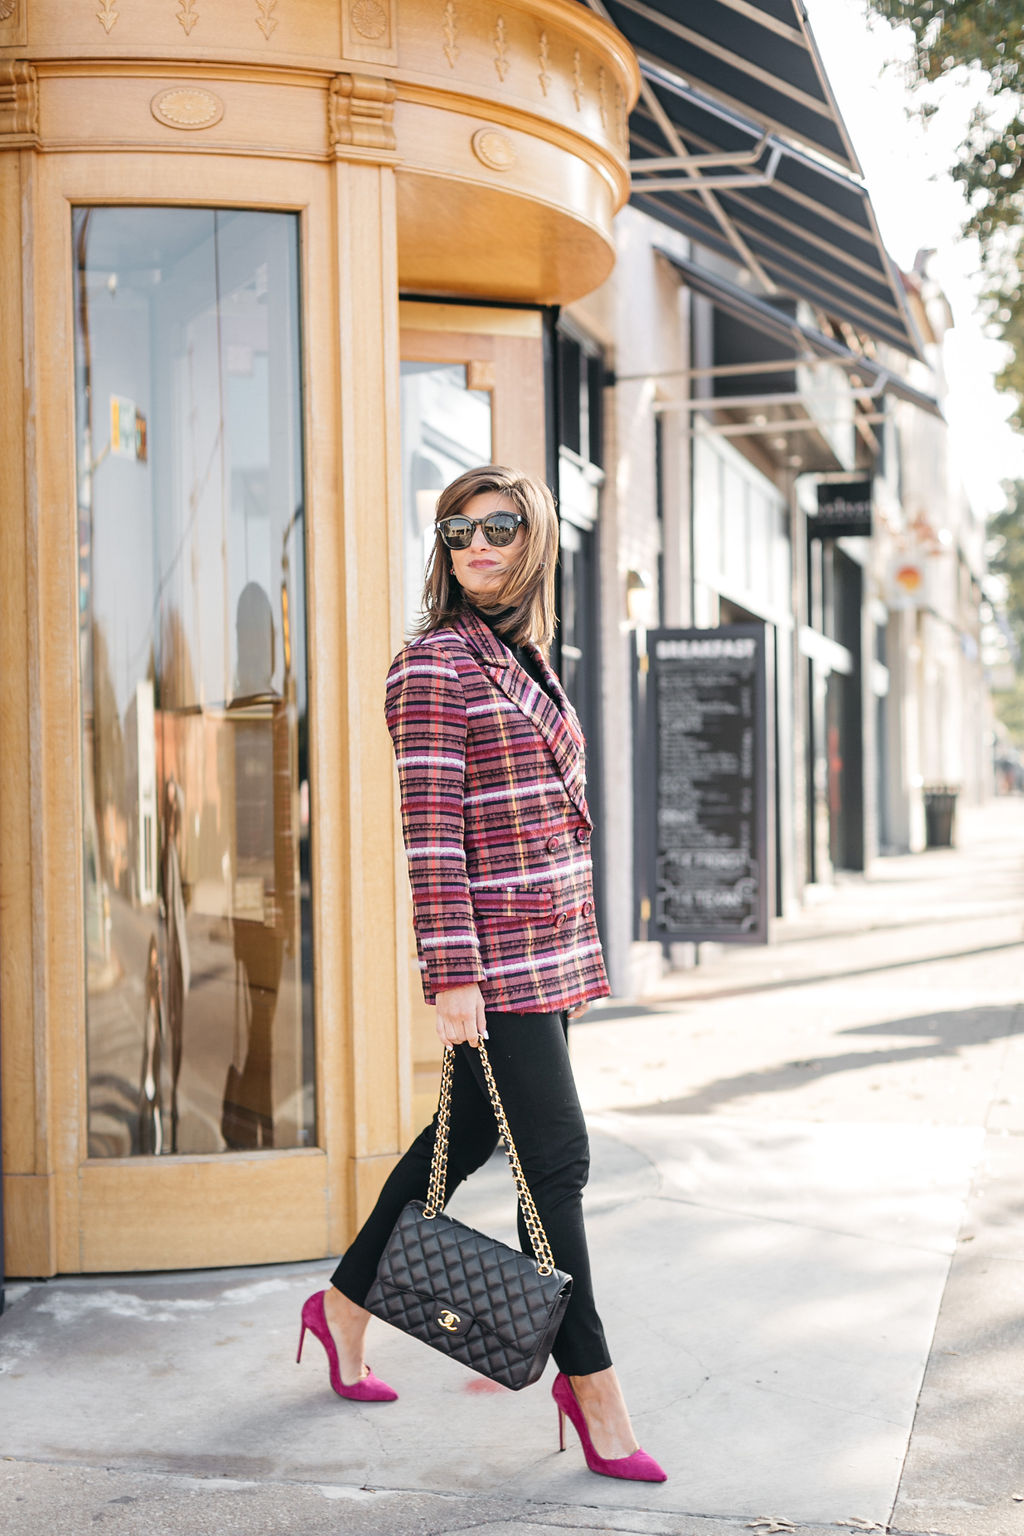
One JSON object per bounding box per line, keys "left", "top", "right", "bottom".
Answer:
{"left": 437, "top": 511, "right": 526, "bottom": 550}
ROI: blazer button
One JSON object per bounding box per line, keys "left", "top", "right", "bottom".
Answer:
{"left": 546, "top": 835, "right": 562, "bottom": 852}
{"left": 554, "top": 912, "right": 569, "bottom": 929}
{"left": 575, "top": 829, "right": 590, "bottom": 844}
{"left": 582, "top": 900, "right": 594, "bottom": 917}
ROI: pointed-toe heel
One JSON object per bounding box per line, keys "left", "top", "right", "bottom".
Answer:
{"left": 551, "top": 1372, "right": 666, "bottom": 1483}
{"left": 297, "top": 1291, "right": 398, "bottom": 1403}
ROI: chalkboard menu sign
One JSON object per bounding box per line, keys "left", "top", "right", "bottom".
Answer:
{"left": 639, "top": 625, "right": 768, "bottom": 944}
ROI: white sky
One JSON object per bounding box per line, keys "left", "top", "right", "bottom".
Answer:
{"left": 803, "top": 0, "right": 1024, "bottom": 515}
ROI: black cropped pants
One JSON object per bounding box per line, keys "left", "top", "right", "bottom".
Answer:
{"left": 331, "top": 1008, "right": 611, "bottom": 1377}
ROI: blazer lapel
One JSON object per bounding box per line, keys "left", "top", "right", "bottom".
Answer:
{"left": 528, "top": 644, "right": 584, "bottom": 748}
{"left": 453, "top": 609, "right": 590, "bottom": 820}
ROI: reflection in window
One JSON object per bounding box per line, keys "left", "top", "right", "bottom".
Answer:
{"left": 399, "top": 362, "right": 492, "bottom": 633}
{"left": 73, "top": 207, "right": 314, "bottom": 1156}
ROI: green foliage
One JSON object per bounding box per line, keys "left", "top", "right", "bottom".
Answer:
{"left": 992, "top": 284, "right": 1024, "bottom": 431}
{"left": 992, "top": 676, "right": 1024, "bottom": 740}
{"left": 988, "top": 480, "right": 1024, "bottom": 737}
{"left": 989, "top": 479, "right": 1024, "bottom": 644}
{"left": 866, "top": 3, "right": 1024, "bottom": 93}
{"left": 864, "top": 2, "right": 1024, "bottom": 424}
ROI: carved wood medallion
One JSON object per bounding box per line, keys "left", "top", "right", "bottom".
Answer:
{"left": 151, "top": 86, "right": 225, "bottom": 129}
{"left": 471, "top": 127, "right": 516, "bottom": 172}
{"left": 351, "top": 0, "right": 387, "bottom": 39}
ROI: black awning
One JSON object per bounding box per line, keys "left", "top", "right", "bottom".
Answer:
{"left": 582, "top": 1, "right": 924, "bottom": 359}
{"left": 631, "top": 73, "right": 923, "bottom": 356}
{"left": 661, "top": 252, "right": 942, "bottom": 418}
{"left": 587, "top": 0, "right": 860, "bottom": 172}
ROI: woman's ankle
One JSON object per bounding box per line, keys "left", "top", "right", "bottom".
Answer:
{"left": 569, "top": 1369, "right": 638, "bottom": 1456}
{"left": 570, "top": 1365, "right": 618, "bottom": 1399}
{"left": 324, "top": 1286, "right": 367, "bottom": 1324}
{"left": 322, "top": 1287, "right": 370, "bottom": 1372}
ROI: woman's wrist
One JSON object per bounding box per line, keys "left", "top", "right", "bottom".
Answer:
{"left": 435, "top": 982, "right": 487, "bottom": 1047}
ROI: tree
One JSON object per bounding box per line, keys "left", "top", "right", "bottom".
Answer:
{"left": 864, "top": 2, "right": 1024, "bottom": 425}
{"left": 987, "top": 479, "right": 1024, "bottom": 739}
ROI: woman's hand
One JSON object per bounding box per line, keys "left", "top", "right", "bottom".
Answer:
{"left": 435, "top": 983, "right": 488, "bottom": 1048}
{"left": 568, "top": 1003, "right": 590, "bottom": 1020}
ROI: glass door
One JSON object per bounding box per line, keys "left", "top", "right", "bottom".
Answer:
{"left": 397, "top": 301, "right": 546, "bottom": 1124}
{"left": 71, "top": 205, "right": 324, "bottom": 1270}
{"left": 74, "top": 207, "right": 314, "bottom": 1162}
{"left": 399, "top": 361, "right": 493, "bottom": 633}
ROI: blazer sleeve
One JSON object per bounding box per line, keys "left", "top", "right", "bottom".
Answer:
{"left": 385, "top": 643, "right": 485, "bottom": 998}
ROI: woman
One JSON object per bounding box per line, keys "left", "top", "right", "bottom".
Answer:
{"left": 297, "top": 466, "right": 665, "bottom": 1483}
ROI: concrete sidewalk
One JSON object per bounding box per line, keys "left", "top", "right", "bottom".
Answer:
{"left": 3, "top": 800, "right": 1024, "bottom": 1536}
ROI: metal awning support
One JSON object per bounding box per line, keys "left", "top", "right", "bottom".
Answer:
{"left": 631, "top": 142, "right": 784, "bottom": 194}
{"left": 624, "top": 357, "right": 845, "bottom": 382}
{"left": 630, "top": 131, "right": 772, "bottom": 174}
{"left": 654, "top": 411, "right": 889, "bottom": 441}
{"left": 664, "top": 378, "right": 887, "bottom": 415}
{"left": 653, "top": 252, "right": 942, "bottom": 418}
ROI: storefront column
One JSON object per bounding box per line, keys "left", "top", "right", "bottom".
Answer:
{"left": 0, "top": 133, "right": 57, "bottom": 1275}
{"left": 0, "top": 124, "right": 83, "bottom": 1275}
{"left": 323, "top": 108, "right": 412, "bottom": 1246}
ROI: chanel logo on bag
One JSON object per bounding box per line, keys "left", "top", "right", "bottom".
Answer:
{"left": 437, "top": 1309, "right": 461, "bottom": 1333}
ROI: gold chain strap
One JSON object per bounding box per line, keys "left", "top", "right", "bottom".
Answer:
{"left": 422, "top": 1043, "right": 556, "bottom": 1277}
{"left": 423, "top": 1045, "right": 454, "bottom": 1219}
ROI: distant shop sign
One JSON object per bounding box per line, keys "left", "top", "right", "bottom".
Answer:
{"left": 886, "top": 545, "right": 930, "bottom": 610}
{"left": 811, "top": 479, "right": 872, "bottom": 539}
{"left": 637, "top": 625, "right": 769, "bottom": 945}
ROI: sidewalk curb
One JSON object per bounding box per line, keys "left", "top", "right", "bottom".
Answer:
{"left": 0, "top": 1460, "right": 967, "bottom": 1536}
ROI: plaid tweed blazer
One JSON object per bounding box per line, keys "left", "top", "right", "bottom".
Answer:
{"left": 385, "top": 606, "right": 610, "bottom": 1013}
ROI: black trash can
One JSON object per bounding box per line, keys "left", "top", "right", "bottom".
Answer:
{"left": 923, "top": 785, "right": 958, "bottom": 848}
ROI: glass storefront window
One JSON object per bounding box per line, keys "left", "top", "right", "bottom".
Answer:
{"left": 399, "top": 362, "right": 492, "bottom": 633}
{"left": 73, "top": 207, "right": 314, "bottom": 1157}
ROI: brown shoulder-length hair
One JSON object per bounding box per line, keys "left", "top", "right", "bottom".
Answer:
{"left": 416, "top": 465, "right": 559, "bottom": 650}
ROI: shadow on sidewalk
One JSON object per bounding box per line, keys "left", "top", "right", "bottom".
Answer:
{"left": 642, "top": 936, "right": 1024, "bottom": 1005}
{"left": 625, "top": 1002, "right": 1023, "bottom": 1117}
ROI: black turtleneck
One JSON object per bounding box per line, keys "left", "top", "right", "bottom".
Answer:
{"left": 473, "top": 605, "right": 559, "bottom": 708}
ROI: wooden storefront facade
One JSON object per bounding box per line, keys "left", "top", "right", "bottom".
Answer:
{"left": 0, "top": 0, "right": 637, "bottom": 1276}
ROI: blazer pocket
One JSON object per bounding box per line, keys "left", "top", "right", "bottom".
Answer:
{"left": 472, "top": 888, "right": 555, "bottom": 925}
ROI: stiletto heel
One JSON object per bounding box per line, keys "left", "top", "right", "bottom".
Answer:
{"left": 551, "top": 1372, "right": 666, "bottom": 1483}
{"left": 297, "top": 1291, "right": 398, "bottom": 1403}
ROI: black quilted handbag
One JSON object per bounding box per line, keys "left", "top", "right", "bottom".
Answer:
{"left": 364, "top": 1042, "right": 572, "bottom": 1391}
